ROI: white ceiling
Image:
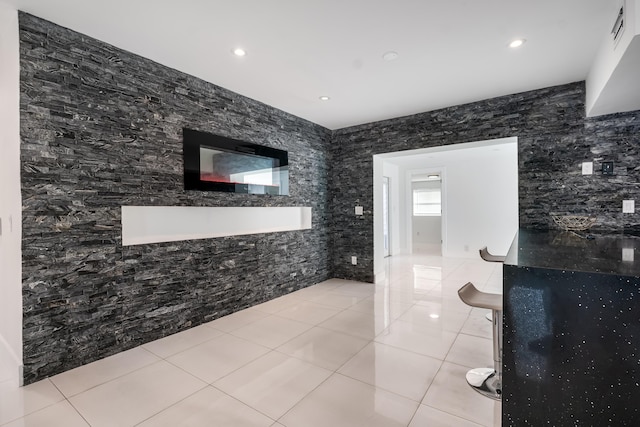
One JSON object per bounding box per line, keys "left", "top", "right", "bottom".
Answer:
{"left": 3, "top": 0, "right": 620, "bottom": 130}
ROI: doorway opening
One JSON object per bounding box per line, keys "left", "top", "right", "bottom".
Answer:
{"left": 372, "top": 136, "right": 519, "bottom": 282}
{"left": 411, "top": 172, "right": 442, "bottom": 255}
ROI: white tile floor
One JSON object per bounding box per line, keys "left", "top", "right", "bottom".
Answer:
{"left": 0, "top": 252, "right": 502, "bottom": 426}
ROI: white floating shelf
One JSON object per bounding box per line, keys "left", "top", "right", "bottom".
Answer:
{"left": 121, "top": 206, "right": 312, "bottom": 246}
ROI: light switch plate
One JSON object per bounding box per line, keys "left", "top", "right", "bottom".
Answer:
{"left": 622, "top": 248, "right": 634, "bottom": 262}
{"left": 355, "top": 206, "right": 363, "bottom": 215}
{"left": 582, "top": 162, "right": 593, "bottom": 175}
{"left": 351, "top": 256, "right": 357, "bottom": 265}
{"left": 623, "top": 200, "right": 635, "bottom": 213}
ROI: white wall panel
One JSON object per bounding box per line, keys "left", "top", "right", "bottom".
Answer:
{"left": 0, "top": 2, "right": 22, "bottom": 383}
{"left": 122, "top": 206, "right": 312, "bottom": 246}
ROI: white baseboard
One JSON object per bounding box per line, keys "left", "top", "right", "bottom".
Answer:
{"left": 374, "top": 269, "right": 386, "bottom": 283}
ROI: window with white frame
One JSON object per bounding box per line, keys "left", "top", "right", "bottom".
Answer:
{"left": 412, "top": 186, "right": 441, "bottom": 216}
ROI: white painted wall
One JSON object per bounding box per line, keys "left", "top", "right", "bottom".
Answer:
{"left": 375, "top": 137, "right": 518, "bottom": 272}
{"left": 586, "top": 0, "right": 640, "bottom": 116}
{"left": 440, "top": 144, "right": 518, "bottom": 258}
{"left": 0, "top": 2, "right": 23, "bottom": 382}
{"left": 413, "top": 218, "right": 441, "bottom": 244}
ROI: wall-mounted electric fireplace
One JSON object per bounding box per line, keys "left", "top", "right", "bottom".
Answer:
{"left": 183, "top": 128, "right": 289, "bottom": 195}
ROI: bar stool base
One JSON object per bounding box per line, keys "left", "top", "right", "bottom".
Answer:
{"left": 465, "top": 368, "right": 502, "bottom": 400}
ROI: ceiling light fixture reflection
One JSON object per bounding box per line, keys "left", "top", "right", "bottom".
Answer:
{"left": 509, "top": 39, "right": 526, "bottom": 48}
{"left": 233, "top": 48, "right": 247, "bottom": 57}
{"left": 382, "top": 51, "right": 399, "bottom": 61}
{"left": 319, "top": 96, "right": 330, "bottom": 101}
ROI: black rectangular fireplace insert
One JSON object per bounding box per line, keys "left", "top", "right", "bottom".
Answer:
{"left": 183, "top": 128, "right": 289, "bottom": 195}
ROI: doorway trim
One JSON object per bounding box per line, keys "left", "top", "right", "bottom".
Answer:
{"left": 373, "top": 136, "right": 518, "bottom": 282}
{"left": 382, "top": 176, "right": 391, "bottom": 258}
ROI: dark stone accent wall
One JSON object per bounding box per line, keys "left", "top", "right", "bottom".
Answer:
{"left": 19, "top": 13, "right": 331, "bottom": 384}
{"left": 330, "top": 82, "right": 640, "bottom": 281}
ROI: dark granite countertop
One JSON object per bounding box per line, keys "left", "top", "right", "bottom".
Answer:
{"left": 504, "top": 228, "right": 640, "bottom": 277}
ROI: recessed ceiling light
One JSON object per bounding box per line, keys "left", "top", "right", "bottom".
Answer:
{"left": 382, "top": 51, "right": 399, "bottom": 61}
{"left": 509, "top": 39, "right": 526, "bottom": 48}
{"left": 319, "top": 96, "right": 330, "bottom": 101}
{"left": 232, "top": 48, "right": 246, "bottom": 57}
{"left": 429, "top": 314, "right": 440, "bottom": 319}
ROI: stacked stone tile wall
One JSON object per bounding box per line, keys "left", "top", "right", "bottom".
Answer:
{"left": 19, "top": 13, "right": 331, "bottom": 384}
{"left": 330, "top": 83, "right": 640, "bottom": 281}
{"left": 19, "top": 11, "right": 640, "bottom": 384}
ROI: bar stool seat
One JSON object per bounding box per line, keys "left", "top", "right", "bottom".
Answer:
{"left": 479, "top": 246, "right": 505, "bottom": 321}
{"left": 458, "top": 282, "right": 502, "bottom": 400}
{"left": 479, "top": 246, "right": 506, "bottom": 263}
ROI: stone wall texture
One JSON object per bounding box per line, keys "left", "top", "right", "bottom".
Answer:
{"left": 19, "top": 13, "right": 331, "bottom": 384}
{"left": 18, "top": 12, "right": 640, "bottom": 384}
{"left": 330, "top": 83, "right": 640, "bottom": 281}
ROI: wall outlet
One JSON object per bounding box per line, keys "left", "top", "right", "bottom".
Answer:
{"left": 622, "top": 248, "right": 634, "bottom": 262}
{"left": 355, "top": 206, "right": 363, "bottom": 215}
{"left": 582, "top": 162, "right": 593, "bottom": 175}
{"left": 351, "top": 256, "right": 357, "bottom": 265}
{"left": 623, "top": 200, "right": 635, "bottom": 213}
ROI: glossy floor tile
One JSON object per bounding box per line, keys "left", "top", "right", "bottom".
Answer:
{"left": 375, "top": 318, "right": 458, "bottom": 360}
{"left": 422, "top": 361, "right": 501, "bottom": 427}
{"left": 1, "top": 253, "right": 503, "bottom": 426}
{"left": 445, "top": 333, "right": 494, "bottom": 369}
{"left": 348, "top": 292, "right": 414, "bottom": 320}
{"left": 230, "top": 315, "right": 313, "bottom": 349}
{"left": 279, "top": 374, "right": 419, "bottom": 427}
{"left": 141, "top": 324, "right": 223, "bottom": 359}
{"left": 214, "top": 351, "right": 332, "bottom": 419}
{"left": 68, "top": 361, "right": 206, "bottom": 427}
{"left": 460, "top": 308, "right": 494, "bottom": 339}
{"left": 318, "top": 308, "right": 390, "bottom": 340}
{"left": 338, "top": 342, "right": 442, "bottom": 401}
{"left": 205, "top": 308, "right": 269, "bottom": 332}
{"left": 0, "top": 379, "right": 65, "bottom": 425}
{"left": 166, "top": 333, "right": 270, "bottom": 383}
{"left": 308, "top": 291, "right": 366, "bottom": 309}
{"left": 2, "top": 401, "right": 90, "bottom": 427}
{"left": 51, "top": 346, "right": 161, "bottom": 397}
{"left": 273, "top": 300, "right": 342, "bottom": 325}
{"left": 276, "top": 326, "right": 369, "bottom": 370}
{"left": 138, "top": 386, "right": 274, "bottom": 427}
{"left": 409, "top": 404, "right": 484, "bottom": 427}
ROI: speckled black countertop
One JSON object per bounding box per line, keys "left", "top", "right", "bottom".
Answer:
{"left": 502, "top": 228, "right": 640, "bottom": 425}
{"left": 504, "top": 228, "right": 640, "bottom": 277}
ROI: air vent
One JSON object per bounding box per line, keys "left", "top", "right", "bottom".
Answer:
{"left": 612, "top": 5, "right": 625, "bottom": 45}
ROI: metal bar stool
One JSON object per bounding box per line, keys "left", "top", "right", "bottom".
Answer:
{"left": 479, "top": 246, "right": 506, "bottom": 263}
{"left": 457, "top": 282, "right": 502, "bottom": 400}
